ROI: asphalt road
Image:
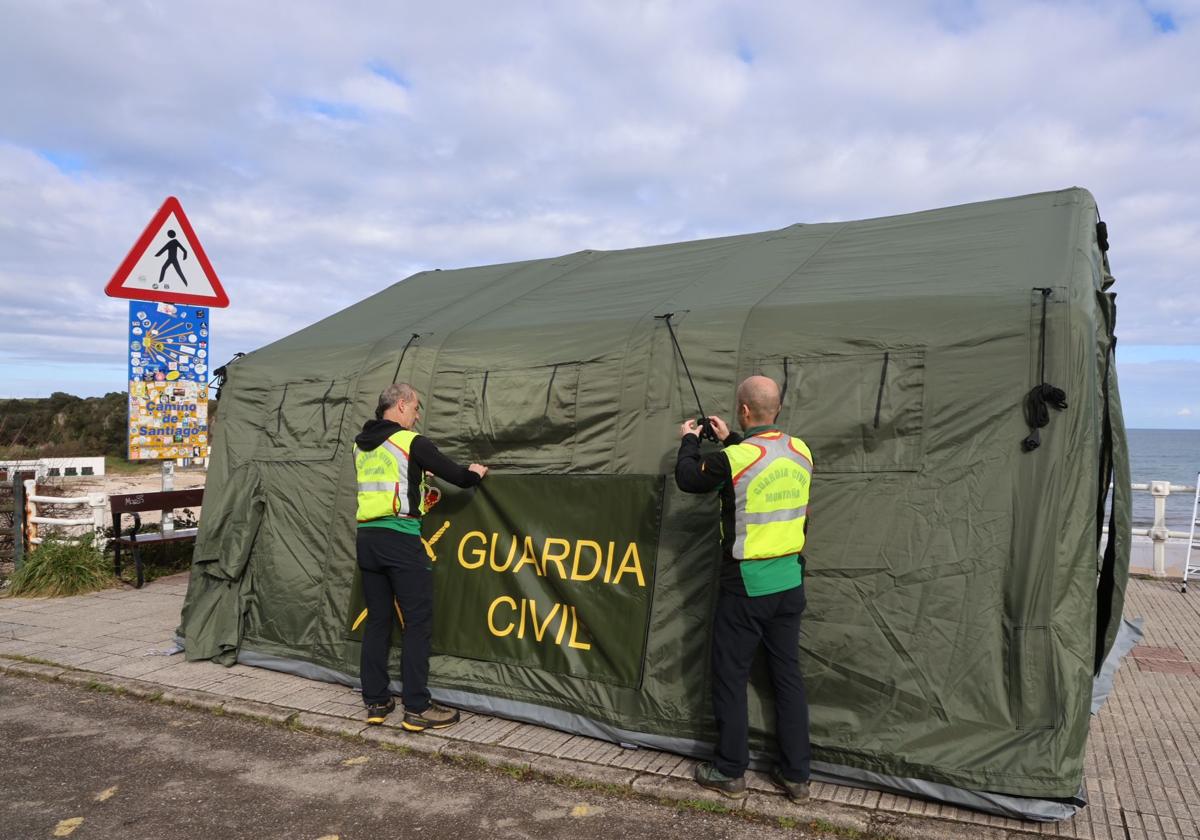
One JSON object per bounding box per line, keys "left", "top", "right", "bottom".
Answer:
{"left": 0, "top": 674, "right": 822, "bottom": 840}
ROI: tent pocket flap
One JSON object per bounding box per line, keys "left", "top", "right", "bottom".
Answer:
{"left": 256, "top": 378, "right": 350, "bottom": 461}
{"left": 1010, "top": 625, "right": 1057, "bottom": 731}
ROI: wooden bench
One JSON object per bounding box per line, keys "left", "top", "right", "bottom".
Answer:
{"left": 109, "top": 489, "right": 204, "bottom": 588}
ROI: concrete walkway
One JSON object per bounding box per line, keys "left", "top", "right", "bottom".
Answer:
{"left": 1, "top": 575, "right": 1197, "bottom": 840}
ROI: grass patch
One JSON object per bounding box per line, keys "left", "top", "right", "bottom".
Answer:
{"left": 83, "top": 679, "right": 128, "bottom": 696}
{"left": 552, "top": 775, "right": 632, "bottom": 798}
{"left": 104, "top": 459, "right": 163, "bottom": 476}
{"left": 678, "top": 798, "right": 731, "bottom": 814}
{"left": 808, "top": 818, "right": 888, "bottom": 839}
{"left": 498, "top": 762, "right": 532, "bottom": 780}
{"left": 374, "top": 741, "right": 413, "bottom": 755}
{"left": 778, "top": 816, "right": 798, "bottom": 829}
{"left": 6, "top": 534, "right": 114, "bottom": 597}
{"left": 1, "top": 654, "right": 61, "bottom": 667}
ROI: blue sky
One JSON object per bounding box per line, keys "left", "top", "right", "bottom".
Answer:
{"left": 1, "top": 1, "right": 1198, "bottom": 428}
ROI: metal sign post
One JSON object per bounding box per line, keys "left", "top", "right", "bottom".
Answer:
{"left": 162, "top": 460, "right": 175, "bottom": 534}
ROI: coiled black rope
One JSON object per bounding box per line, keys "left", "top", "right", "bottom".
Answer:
{"left": 1021, "top": 288, "right": 1067, "bottom": 452}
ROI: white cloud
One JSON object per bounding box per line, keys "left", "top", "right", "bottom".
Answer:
{"left": 1179, "top": 408, "right": 1194, "bottom": 417}
{"left": 0, "top": 0, "right": 1197, "bottom": 423}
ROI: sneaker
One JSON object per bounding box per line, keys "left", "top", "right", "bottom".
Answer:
{"left": 770, "top": 765, "right": 810, "bottom": 801}
{"left": 401, "top": 701, "right": 461, "bottom": 732}
{"left": 693, "top": 762, "right": 747, "bottom": 799}
{"left": 365, "top": 697, "right": 395, "bottom": 725}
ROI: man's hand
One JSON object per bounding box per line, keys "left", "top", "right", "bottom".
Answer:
{"left": 707, "top": 415, "right": 731, "bottom": 442}
{"left": 679, "top": 419, "right": 703, "bottom": 439}
{"left": 469, "top": 463, "right": 489, "bottom": 479}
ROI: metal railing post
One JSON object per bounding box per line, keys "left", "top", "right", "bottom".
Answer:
{"left": 1150, "top": 481, "right": 1171, "bottom": 578}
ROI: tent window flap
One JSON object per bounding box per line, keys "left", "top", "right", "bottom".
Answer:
{"left": 460, "top": 364, "right": 582, "bottom": 467}
{"left": 756, "top": 350, "right": 926, "bottom": 473}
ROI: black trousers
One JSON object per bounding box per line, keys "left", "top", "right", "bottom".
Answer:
{"left": 356, "top": 528, "right": 433, "bottom": 711}
{"left": 710, "top": 583, "right": 810, "bottom": 781}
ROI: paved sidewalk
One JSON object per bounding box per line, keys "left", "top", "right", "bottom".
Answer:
{"left": 2, "top": 575, "right": 1197, "bottom": 840}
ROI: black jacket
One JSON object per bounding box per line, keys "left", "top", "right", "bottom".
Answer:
{"left": 674, "top": 430, "right": 743, "bottom": 562}
{"left": 354, "top": 420, "right": 480, "bottom": 516}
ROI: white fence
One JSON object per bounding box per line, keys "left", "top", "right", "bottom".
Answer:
{"left": 22, "top": 479, "right": 107, "bottom": 548}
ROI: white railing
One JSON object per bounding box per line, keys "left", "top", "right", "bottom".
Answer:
{"left": 1107, "top": 480, "right": 1198, "bottom": 579}
{"left": 22, "top": 479, "right": 107, "bottom": 548}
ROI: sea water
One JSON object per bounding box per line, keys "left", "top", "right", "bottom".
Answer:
{"left": 1127, "top": 428, "right": 1200, "bottom": 528}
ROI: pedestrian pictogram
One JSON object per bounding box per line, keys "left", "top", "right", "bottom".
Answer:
{"left": 105, "top": 196, "right": 229, "bottom": 307}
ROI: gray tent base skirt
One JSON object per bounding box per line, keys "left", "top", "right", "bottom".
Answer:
{"left": 234, "top": 647, "right": 1084, "bottom": 822}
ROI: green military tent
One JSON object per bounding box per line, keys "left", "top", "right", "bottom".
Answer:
{"left": 180, "top": 187, "right": 1131, "bottom": 820}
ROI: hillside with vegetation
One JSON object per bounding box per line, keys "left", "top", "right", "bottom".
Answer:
{"left": 0, "top": 392, "right": 129, "bottom": 459}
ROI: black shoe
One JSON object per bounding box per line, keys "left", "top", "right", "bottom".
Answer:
{"left": 365, "top": 697, "right": 395, "bottom": 725}
{"left": 694, "top": 762, "right": 747, "bottom": 799}
{"left": 770, "top": 765, "right": 810, "bottom": 801}
{"left": 401, "top": 702, "right": 460, "bottom": 732}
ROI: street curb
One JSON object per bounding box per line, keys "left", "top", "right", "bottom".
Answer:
{"left": 0, "top": 657, "right": 1049, "bottom": 839}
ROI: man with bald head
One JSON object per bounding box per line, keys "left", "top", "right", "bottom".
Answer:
{"left": 676, "top": 375, "right": 814, "bottom": 801}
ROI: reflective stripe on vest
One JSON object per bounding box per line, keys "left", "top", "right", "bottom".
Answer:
{"left": 724, "top": 431, "right": 812, "bottom": 560}
{"left": 354, "top": 429, "right": 425, "bottom": 522}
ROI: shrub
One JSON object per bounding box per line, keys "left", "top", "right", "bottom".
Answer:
{"left": 7, "top": 533, "right": 114, "bottom": 597}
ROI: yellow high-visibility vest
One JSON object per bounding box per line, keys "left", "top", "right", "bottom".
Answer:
{"left": 722, "top": 431, "right": 812, "bottom": 559}
{"left": 354, "top": 429, "right": 426, "bottom": 522}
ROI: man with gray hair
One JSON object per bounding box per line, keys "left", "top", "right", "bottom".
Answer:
{"left": 354, "top": 382, "right": 488, "bottom": 730}
{"left": 675, "top": 375, "right": 814, "bottom": 801}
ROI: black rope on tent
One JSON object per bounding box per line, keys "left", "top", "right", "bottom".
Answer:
{"left": 542, "top": 364, "right": 558, "bottom": 419}
{"left": 1096, "top": 206, "right": 1110, "bottom": 253}
{"left": 873, "top": 351, "right": 890, "bottom": 430}
{"left": 481, "top": 371, "right": 489, "bottom": 409}
{"left": 1021, "top": 288, "right": 1068, "bottom": 452}
{"left": 320, "top": 380, "right": 334, "bottom": 434}
{"left": 654, "top": 313, "right": 717, "bottom": 442}
{"left": 276, "top": 383, "right": 288, "bottom": 436}
{"left": 779, "top": 357, "right": 789, "bottom": 408}
{"left": 209, "top": 352, "right": 245, "bottom": 401}
{"left": 390, "top": 333, "right": 422, "bottom": 383}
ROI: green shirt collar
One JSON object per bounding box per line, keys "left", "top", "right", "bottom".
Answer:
{"left": 744, "top": 424, "right": 780, "bottom": 437}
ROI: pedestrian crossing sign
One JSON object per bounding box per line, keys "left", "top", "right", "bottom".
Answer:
{"left": 104, "top": 196, "right": 230, "bottom": 307}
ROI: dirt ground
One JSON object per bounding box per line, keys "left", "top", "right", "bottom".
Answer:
{"left": 1, "top": 673, "right": 823, "bottom": 840}
{"left": 47, "top": 464, "right": 209, "bottom": 498}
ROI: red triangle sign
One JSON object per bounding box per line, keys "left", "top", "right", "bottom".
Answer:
{"left": 105, "top": 196, "right": 230, "bottom": 307}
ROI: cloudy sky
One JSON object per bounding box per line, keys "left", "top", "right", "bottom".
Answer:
{"left": 0, "top": 0, "right": 1196, "bottom": 428}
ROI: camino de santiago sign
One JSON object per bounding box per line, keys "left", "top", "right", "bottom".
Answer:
{"left": 105, "top": 197, "right": 230, "bottom": 461}
{"left": 126, "top": 302, "right": 211, "bottom": 460}
{"left": 348, "top": 475, "right": 665, "bottom": 689}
